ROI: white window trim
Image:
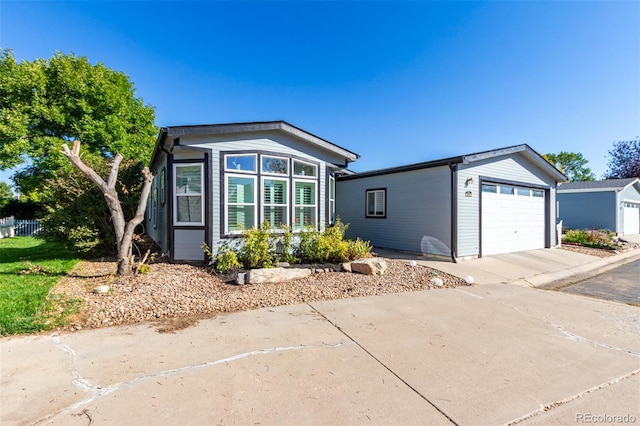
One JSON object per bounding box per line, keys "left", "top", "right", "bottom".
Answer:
{"left": 293, "top": 178, "right": 318, "bottom": 229}
{"left": 224, "top": 153, "right": 258, "bottom": 173}
{"left": 261, "top": 177, "right": 289, "bottom": 228}
{"left": 293, "top": 158, "right": 318, "bottom": 177}
{"left": 173, "top": 163, "right": 205, "bottom": 226}
{"left": 328, "top": 175, "right": 335, "bottom": 225}
{"left": 225, "top": 173, "right": 258, "bottom": 234}
{"left": 366, "top": 189, "right": 386, "bottom": 218}
{"left": 261, "top": 155, "right": 289, "bottom": 176}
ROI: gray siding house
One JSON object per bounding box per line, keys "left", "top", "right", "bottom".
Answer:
{"left": 557, "top": 178, "right": 640, "bottom": 235}
{"left": 336, "top": 145, "right": 567, "bottom": 260}
{"left": 145, "top": 121, "right": 359, "bottom": 261}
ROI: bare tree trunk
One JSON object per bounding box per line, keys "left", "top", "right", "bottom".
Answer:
{"left": 62, "top": 140, "right": 154, "bottom": 275}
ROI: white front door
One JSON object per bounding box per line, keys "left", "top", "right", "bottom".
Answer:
{"left": 481, "top": 183, "right": 546, "bottom": 256}
{"left": 623, "top": 202, "right": 640, "bottom": 235}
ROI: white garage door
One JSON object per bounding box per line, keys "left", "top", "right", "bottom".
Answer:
{"left": 481, "top": 183, "right": 546, "bottom": 256}
{"left": 623, "top": 202, "right": 640, "bottom": 235}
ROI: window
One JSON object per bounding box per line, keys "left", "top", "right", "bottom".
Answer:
{"left": 516, "top": 187, "right": 530, "bottom": 196}
{"left": 293, "top": 159, "right": 317, "bottom": 177}
{"left": 159, "top": 168, "right": 166, "bottom": 206}
{"left": 532, "top": 190, "right": 544, "bottom": 198}
{"left": 328, "top": 175, "right": 335, "bottom": 225}
{"left": 226, "top": 175, "right": 256, "bottom": 232}
{"left": 174, "top": 164, "right": 204, "bottom": 225}
{"left": 499, "top": 185, "right": 514, "bottom": 195}
{"left": 263, "top": 178, "right": 288, "bottom": 228}
{"left": 294, "top": 180, "right": 316, "bottom": 229}
{"left": 261, "top": 156, "right": 288, "bottom": 175}
{"left": 225, "top": 154, "right": 257, "bottom": 172}
{"left": 482, "top": 184, "right": 497, "bottom": 193}
{"left": 366, "top": 189, "right": 386, "bottom": 218}
{"left": 222, "top": 152, "right": 320, "bottom": 234}
{"left": 152, "top": 180, "right": 158, "bottom": 229}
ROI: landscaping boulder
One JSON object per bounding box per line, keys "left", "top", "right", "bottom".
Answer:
{"left": 348, "top": 258, "right": 388, "bottom": 276}
{"left": 246, "top": 267, "right": 311, "bottom": 284}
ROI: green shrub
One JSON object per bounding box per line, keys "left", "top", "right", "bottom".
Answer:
{"left": 346, "top": 238, "right": 372, "bottom": 260}
{"left": 563, "top": 229, "right": 616, "bottom": 249}
{"left": 238, "top": 221, "right": 275, "bottom": 269}
{"left": 277, "top": 225, "right": 299, "bottom": 264}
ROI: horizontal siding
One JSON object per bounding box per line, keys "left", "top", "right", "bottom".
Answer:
{"left": 181, "top": 131, "right": 349, "bottom": 166}
{"left": 620, "top": 185, "right": 640, "bottom": 203}
{"left": 336, "top": 166, "right": 452, "bottom": 254}
{"left": 176, "top": 132, "right": 334, "bottom": 255}
{"left": 174, "top": 229, "right": 206, "bottom": 261}
{"left": 558, "top": 192, "right": 616, "bottom": 231}
{"left": 457, "top": 154, "right": 559, "bottom": 257}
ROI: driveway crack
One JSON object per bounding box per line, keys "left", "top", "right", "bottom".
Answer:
{"left": 36, "top": 335, "right": 350, "bottom": 425}
{"left": 308, "top": 303, "right": 459, "bottom": 426}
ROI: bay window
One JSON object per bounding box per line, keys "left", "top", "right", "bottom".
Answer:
{"left": 294, "top": 180, "right": 316, "bottom": 229}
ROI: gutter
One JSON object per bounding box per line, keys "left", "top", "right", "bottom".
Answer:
{"left": 449, "top": 163, "right": 458, "bottom": 263}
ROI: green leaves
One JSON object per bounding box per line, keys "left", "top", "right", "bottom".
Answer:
{"left": 542, "top": 151, "right": 595, "bottom": 182}
{"left": 0, "top": 49, "right": 157, "bottom": 195}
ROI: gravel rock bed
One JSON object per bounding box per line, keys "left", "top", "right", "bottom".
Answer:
{"left": 560, "top": 240, "right": 639, "bottom": 258}
{"left": 52, "top": 258, "right": 469, "bottom": 332}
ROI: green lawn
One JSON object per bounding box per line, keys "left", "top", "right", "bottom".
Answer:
{"left": 0, "top": 237, "right": 80, "bottom": 335}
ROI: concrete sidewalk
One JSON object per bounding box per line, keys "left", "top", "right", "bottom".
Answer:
{"left": 374, "top": 246, "right": 640, "bottom": 288}
{"left": 1, "top": 282, "right": 639, "bottom": 425}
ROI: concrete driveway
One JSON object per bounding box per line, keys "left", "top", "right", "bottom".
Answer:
{"left": 2, "top": 283, "right": 639, "bottom": 425}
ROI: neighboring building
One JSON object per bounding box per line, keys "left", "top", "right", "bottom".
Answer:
{"left": 145, "top": 121, "right": 359, "bottom": 262}
{"left": 336, "top": 144, "right": 567, "bottom": 260}
{"left": 557, "top": 178, "right": 640, "bottom": 236}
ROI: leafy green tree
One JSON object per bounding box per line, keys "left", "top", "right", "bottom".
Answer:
{"left": 0, "top": 50, "right": 157, "bottom": 273}
{"left": 0, "top": 182, "right": 13, "bottom": 208}
{"left": 0, "top": 49, "right": 157, "bottom": 196}
{"left": 604, "top": 138, "right": 640, "bottom": 179}
{"left": 543, "top": 152, "right": 595, "bottom": 182}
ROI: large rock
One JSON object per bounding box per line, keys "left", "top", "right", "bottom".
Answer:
{"left": 246, "top": 267, "right": 311, "bottom": 284}
{"left": 349, "top": 258, "right": 388, "bottom": 276}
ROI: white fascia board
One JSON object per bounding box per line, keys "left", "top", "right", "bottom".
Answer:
{"left": 557, "top": 188, "right": 619, "bottom": 194}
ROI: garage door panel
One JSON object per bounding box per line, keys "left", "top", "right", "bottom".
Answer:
{"left": 623, "top": 203, "right": 640, "bottom": 235}
{"left": 482, "top": 184, "right": 546, "bottom": 256}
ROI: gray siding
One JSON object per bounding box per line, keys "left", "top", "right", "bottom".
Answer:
{"left": 173, "top": 229, "right": 206, "bottom": 261}
{"left": 336, "top": 166, "right": 452, "bottom": 254}
{"left": 181, "top": 131, "right": 334, "bottom": 254}
{"left": 457, "top": 154, "right": 558, "bottom": 257}
{"left": 620, "top": 185, "right": 640, "bottom": 203}
{"left": 557, "top": 191, "right": 616, "bottom": 231}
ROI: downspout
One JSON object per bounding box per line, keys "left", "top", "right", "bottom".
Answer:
{"left": 449, "top": 163, "right": 458, "bottom": 263}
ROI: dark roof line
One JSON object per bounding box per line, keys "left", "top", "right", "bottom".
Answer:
{"left": 558, "top": 177, "right": 640, "bottom": 191}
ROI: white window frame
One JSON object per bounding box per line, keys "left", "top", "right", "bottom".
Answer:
{"left": 261, "top": 155, "right": 289, "bottom": 176}
{"left": 328, "top": 175, "right": 335, "bottom": 225}
{"left": 293, "top": 178, "right": 317, "bottom": 230}
{"left": 173, "top": 163, "right": 204, "bottom": 226}
{"left": 224, "top": 153, "right": 257, "bottom": 173}
{"left": 366, "top": 189, "right": 386, "bottom": 218}
{"left": 293, "top": 159, "right": 318, "bottom": 177}
{"left": 225, "top": 173, "right": 258, "bottom": 234}
{"left": 261, "top": 177, "right": 289, "bottom": 229}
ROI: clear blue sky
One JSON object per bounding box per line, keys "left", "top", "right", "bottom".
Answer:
{"left": 1, "top": 1, "right": 639, "bottom": 185}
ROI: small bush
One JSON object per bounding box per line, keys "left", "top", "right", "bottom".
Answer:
{"left": 238, "top": 221, "right": 275, "bottom": 269}
{"left": 346, "top": 238, "right": 372, "bottom": 260}
{"left": 277, "top": 225, "right": 299, "bottom": 264}
{"left": 204, "top": 241, "right": 242, "bottom": 273}
{"left": 563, "top": 229, "right": 617, "bottom": 250}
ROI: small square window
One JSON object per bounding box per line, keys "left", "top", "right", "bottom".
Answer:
{"left": 532, "top": 190, "right": 544, "bottom": 198}
{"left": 516, "top": 187, "right": 530, "bottom": 196}
{"left": 366, "top": 189, "right": 386, "bottom": 218}
{"left": 499, "top": 185, "right": 514, "bottom": 195}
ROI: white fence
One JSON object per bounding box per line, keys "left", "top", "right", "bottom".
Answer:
{"left": 0, "top": 217, "right": 44, "bottom": 238}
